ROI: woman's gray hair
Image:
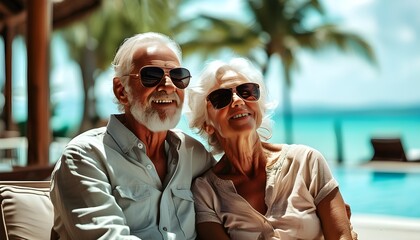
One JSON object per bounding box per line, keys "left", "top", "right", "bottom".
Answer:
{"left": 186, "top": 57, "right": 276, "bottom": 154}
{"left": 112, "top": 32, "right": 183, "bottom": 112}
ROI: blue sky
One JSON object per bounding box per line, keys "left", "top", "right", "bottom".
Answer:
{"left": 177, "top": 0, "right": 420, "bottom": 111}
{"left": 289, "top": 0, "right": 420, "bottom": 110}
{"left": 1, "top": 0, "right": 420, "bottom": 128}
{"left": 197, "top": 0, "right": 420, "bottom": 107}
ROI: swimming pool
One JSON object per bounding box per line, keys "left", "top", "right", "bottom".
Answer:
{"left": 332, "top": 166, "right": 420, "bottom": 219}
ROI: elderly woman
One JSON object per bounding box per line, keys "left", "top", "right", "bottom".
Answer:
{"left": 187, "top": 57, "right": 355, "bottom": 240}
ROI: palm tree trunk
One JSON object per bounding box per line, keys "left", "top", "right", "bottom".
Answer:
{"left": 334, "top": 118, "right": 344, "bottom": 164}
{"left": 78, "top": 44, "right": 99, "bottom": 133}
{"left": 282, "top": 66, "right": 293, "bottom": 144}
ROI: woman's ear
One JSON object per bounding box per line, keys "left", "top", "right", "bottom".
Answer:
{"left": 113, "top": 77, "right": 129, "bottom": 104}
{"left": 204, "top": 122, "right": 215, "bottom": 135}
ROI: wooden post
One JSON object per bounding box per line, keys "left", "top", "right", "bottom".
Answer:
{"left": 26, "top": 0, "right": 52, "bottom": 165}
{"left": 3, "top": 25, "right": 13, "bottom": 131}
{"left": 2, "top": 11, "right": 26, "bottom": 133}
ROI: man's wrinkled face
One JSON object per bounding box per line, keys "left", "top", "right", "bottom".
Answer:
{"left": 126, "top": 43, "right": 184, "bottom": 132}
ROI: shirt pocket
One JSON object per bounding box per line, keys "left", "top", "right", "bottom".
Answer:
{"left": 172, "top": 188, "right": 195, "bottom": 238}
{"left": 114, "top": 185, "right": 152, "bottom": 230}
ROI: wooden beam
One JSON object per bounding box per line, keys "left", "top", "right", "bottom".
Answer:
{"left": 26, "top": 0, "right": 51, "bottom": 165}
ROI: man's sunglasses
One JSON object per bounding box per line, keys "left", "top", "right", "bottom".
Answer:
{"left": 123, "top": 66, "right": 191, "bottom": 89}
{"left": 206, "top": 83, "right": 260, "bottom": 109}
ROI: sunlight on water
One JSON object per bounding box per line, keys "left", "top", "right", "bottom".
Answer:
{"left": 334, "top": 167, "right": 420, "bottom": 218}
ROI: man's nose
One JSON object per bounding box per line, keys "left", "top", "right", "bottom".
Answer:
{"left": 157, "top": 74, "right": 176, "bottom": 93}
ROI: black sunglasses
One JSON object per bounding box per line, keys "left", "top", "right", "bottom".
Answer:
{"left": 123, "top": 66, "right": 191, "bottom": 89}
{"left": 206, "top": 83, "right": 260, "bottom": 109}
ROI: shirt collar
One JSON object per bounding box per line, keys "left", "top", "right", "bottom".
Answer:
{"left": 106, "top": 114, "right": 139, "bottom": 154}
{"left": 106, "top": 114, "right": 182, "bottom": 154}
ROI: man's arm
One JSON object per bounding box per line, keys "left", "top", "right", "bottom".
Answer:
{"left": 50, "top": 146, "right": 140, "bottom": 240}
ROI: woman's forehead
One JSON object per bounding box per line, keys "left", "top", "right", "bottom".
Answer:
{"left": 216, "top": 70, "right": 249, "bottom": 88}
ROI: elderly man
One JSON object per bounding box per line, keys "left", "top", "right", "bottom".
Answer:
{"left": 50, "top": 32, "right": 215, "bottom": 240}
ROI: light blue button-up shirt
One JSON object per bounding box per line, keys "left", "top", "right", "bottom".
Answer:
{"left": 50, "top": 114, "right": 215, "bottom": 240}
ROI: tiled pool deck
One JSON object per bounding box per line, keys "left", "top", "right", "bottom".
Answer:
{"left": 352, "top": 214, "right": 420, "bottom": 240}
{"left": 361, "top": 161, "right": 420, "bottom": 173}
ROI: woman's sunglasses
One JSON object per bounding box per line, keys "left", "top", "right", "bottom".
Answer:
{"left": 123, "top": 66, "right": 191, "bottom": 89}
{"left": 206, "top": 83, "right": 260, "bottom": 109}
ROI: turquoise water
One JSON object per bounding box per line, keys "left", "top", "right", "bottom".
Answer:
{"left": 176, "top": 109, "right": 420, "bottom": 219}
{"left": 177, "top": 109, "right": 420, "bottom": 166}
{"left": 333, "top": 167, "right": 420, "bottom": 218}
{"left": 50, "top": 107, "right": 420, "bottom": 218}
{"left": 270, "top": 111, "right": 420, "bottom": 166}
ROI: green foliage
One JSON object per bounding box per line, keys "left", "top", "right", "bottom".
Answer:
{"left": 174, "top": 0, "right": 376, "bottom": 144}
{"left": 60, "top": 0, "right": 182, "bottom": 71}
{"left": 174, "top": 14, "right": 264, "bottom": 63}
{"left": 57, "top": 0, "right": 376, "bottom": 144}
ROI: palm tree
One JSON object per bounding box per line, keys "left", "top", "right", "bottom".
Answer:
{"left": 58, "top": 0, "right": 182, "bottom": 133}
{"left": 176, "top": 0, "right": 375, "bottom": 146}
{"left": 247, "top": 0, "right": 375, "bottom": 144}
{"left": 174, "top": 14, "right": 264, "bottom": 63}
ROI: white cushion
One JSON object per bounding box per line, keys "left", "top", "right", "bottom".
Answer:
{"left": 0, "top": 181, "right": 53, "bottom": 240}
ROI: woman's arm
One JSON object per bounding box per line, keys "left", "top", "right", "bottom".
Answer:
{"left": 196, "top": 222, "right": 230, "bottom": 240}
{"left": 317, "top": 187, "right": 353, "bottom": 240}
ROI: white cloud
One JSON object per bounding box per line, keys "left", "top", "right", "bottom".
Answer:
{"left": 397, "top": 26, "right": 416, "bottom": 43}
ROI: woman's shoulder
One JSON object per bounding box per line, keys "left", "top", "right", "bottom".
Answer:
{"left": 264, "top": 143, "right": 325, "bottom": 168}
{"left": 263, "top": 143, "right": 287, "bottom": 169}
{"left": 262, "top": 142, "right": 282, "bottom": 151}
{"left": 192, "top": 169, "right": 222, "bottom": 194}
{"left": 281, "top": 144, "right": 327, "bottom": 173}
{"left": 283, "top": 144, "right": 323, "bottom": 158}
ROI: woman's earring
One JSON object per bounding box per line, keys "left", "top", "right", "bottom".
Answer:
{"left": 257, "top": 126, "right": 272, "bottom": 141}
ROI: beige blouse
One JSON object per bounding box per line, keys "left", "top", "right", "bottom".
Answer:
{"left": 192, "top": 144, "right": 338, "bottom": 240}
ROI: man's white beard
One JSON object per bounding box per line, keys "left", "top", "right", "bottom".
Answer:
{"left": 130, "top": 97, "right": 182, "bottom": 132}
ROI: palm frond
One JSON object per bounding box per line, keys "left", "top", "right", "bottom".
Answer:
{"left": 174, "top": 14, "right": 264, "bottom": 61}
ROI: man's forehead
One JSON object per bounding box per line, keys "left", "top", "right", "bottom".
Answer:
{"left": 145, "top": 44, "right": 160, "bottom": 54}
{"left": 132, "top": 43, "right": 179, "bottom": 66}
{"left": 136, "top": 42, "right": 175, "bottom": 55}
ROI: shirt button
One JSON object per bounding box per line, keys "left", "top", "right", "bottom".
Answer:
{"left": 146, "top": 165, "right": 153, "bottom": 170}
{"left": 163, "top": 227, "right": 167, "bottom": 231}
{"left": 137, "top": 143, "right": 143, "bottom": 149}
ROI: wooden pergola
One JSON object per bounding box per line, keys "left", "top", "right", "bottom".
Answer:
{"left": 0, "top": 0, "right": 101, "bottom": 167}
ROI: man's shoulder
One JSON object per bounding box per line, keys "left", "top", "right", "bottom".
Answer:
{"left": 67, "top": 127, "right": 107, "bottom": 147}
{"left": 169, "top": 129, "right": 203, "bottom": 144}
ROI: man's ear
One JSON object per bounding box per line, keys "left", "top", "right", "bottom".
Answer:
{"left": 204, "top": 122, "right": 215, "bottom": 135}
{"left": 113, "top": 77, "right": 129, "bottom": 104}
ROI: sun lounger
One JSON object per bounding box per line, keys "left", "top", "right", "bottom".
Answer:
{"left": 370, "top": 138, "right": 420, "bottom": 162}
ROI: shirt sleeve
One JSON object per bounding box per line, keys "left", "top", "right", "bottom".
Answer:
{"left": 181, "top": 132, "right": 216, "bottom": 178}
{"left": 305, "top": 146, "right": 339, "bottom": 206}
{"left": 50, "top": 143, "right": 141, "bottom": 240}
{"left": 192, "top": 175, "right": 222, "bottom": 224}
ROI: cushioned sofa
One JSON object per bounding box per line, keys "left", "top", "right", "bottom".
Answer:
{"left": 0, "top": 181, "right": 53, "bottom": 239}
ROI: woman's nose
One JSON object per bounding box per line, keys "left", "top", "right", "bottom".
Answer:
{"left": 231, "top": 92, "right": 244, "bottom": 107}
